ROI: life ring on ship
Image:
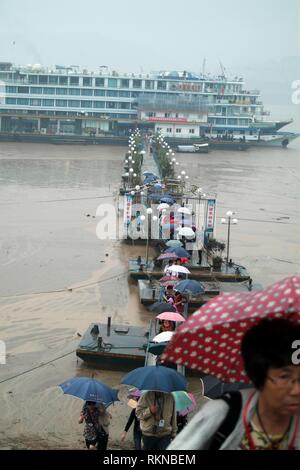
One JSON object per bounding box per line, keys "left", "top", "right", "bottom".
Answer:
{"left": 282, "top": 138, "right": 289, "bottom": 148}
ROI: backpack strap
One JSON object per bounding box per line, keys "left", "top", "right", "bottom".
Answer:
{"left": 208, "top": 391, "right": 242, "bottom": 450}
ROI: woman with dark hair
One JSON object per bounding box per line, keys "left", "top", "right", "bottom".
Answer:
{"left": 168, "top": 318, "right": 300, "bottom": 450}
{"left": 79, "top": 401, "right": 111, "bottom": 450}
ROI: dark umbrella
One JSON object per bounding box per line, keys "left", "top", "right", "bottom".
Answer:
{"left": 121, "top": 366, "right": 187, "bottom": 392}
{"left": 148, "top": 341, "right": 169, "bottom": 356}
{"left": 175, "top": 279, "right": 205, "bottom": 296}
{"left": 144, "top": 176, "right": 158, "bottom": 184}
{"left": 149, "top": 302, "right": 176, "bottom": 313}
{"left": 165, "top": 247, "right": 191, "bottom": 258}
{"left": 148, "top": 193, "right": 167, "bottom": 203}
{"left": 160, "top": 196, "right": 176, "bottom": 205}
{"left": 202, "top": 375, "right": 252, "bottom": 399}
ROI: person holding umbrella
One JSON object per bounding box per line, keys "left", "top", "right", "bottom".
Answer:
{"left": 58, "top": 376, "right": 118, "bottom": 450}
{"left": 79, "top": 401, "right": 111, "bottom": 450}
{"left": 164, "top": 276, "right": 300, "bottom": 450}
{"left": 121, "top": 390, "right": 142, "bottom": 450}
{"left": 136, "top": 391, "right": 177, "bottom": 450}
{"left": 122, "top": 366, "right": 187, "bottom": 450}
{"left": 168, "top": 318, "right": 300, "bottom": 450}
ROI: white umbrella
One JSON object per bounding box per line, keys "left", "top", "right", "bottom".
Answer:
{"left": 168, "top": 265, "right": 191, "bottom": 275}
{"left": 178, "top": 227, "right": 196, "bottom": 239}
{"left": 152, "top": 331, "right": 174, "bottom": 343}
{"left": 177, "top": 207, "right": 191, "bottom": 215}
{"left": 157, "top": 203, "right": 170, "bottom": 212}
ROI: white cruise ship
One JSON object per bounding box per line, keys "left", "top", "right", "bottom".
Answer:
{"left": 0, "top": 63, "right": 298, "bottom": 147}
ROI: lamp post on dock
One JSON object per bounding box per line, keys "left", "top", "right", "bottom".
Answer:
{"left": 196, "top": 187, "right": 206, "bottom": 231}
{"left": 221, "top": 211, "right": 238, "bottom": 270}
{"left": 140, "top": 208, "right": 153, "bottom": 268}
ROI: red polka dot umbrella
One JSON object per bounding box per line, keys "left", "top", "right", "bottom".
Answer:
{"left": 162, "top": 276, "right": 300, "bottom": 383}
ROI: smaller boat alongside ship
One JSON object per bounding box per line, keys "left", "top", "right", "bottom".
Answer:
{"left": 177, "top": 143, "right": 209, "bottom": 153}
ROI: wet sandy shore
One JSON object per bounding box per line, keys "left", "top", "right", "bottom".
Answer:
{"left": 0, "top": 140, "right": 299, "bottom": 449}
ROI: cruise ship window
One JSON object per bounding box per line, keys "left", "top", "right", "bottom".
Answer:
{"left": 95, "top": 78, "right": 105, "bottom": 87}
{"left": 176, "top": 128, "right": 181, "bottom": 133}
{"left": 42, "top": 99, "right": 54, "bottom": 106}
{"left": 56, "top": 99, "right": 68, "bottom": 107}
{"left": 70, "top": 76, "right": 79, "bottom": 86}
{"left": 132, "top": 79, "right": 142, "bottom": 88}
{"left": 81, "top": 89, "right": 93, "bottom": 96}
{"left": 59, "top": 76, "right": 68, "bottom": 85}
{"left": 55, "top": 88, "right": 68, "bottom": 95}
{"left": 38, "top": 76, "right": 48, "bottom": 84}
{"left": 83, "top": 77, "right": 92, "bottom": 87}
{"left": 189, "top": 129, "right": 195, "bottom": 134}
{"left": 108, "top": 78, "right": 118, "bottom": 88}
{"left": 93, "top": 101, "right": 106, "bottom": 108}
{"left": 121, "top": 79, "right": 129, "bottom": 88}
{"left": 28, "top": 75, "right": 38, "bottom": 84}
{"left": 31, "top": 87, "right": 43, "bottom": 94}
{"left": 145, "top": 80, "right": 154, "bottom": 89}
{"left": 107, "top": 90, "right": 119, "bottom": 97}
{"left": 119, "top": 91, "right": 130, "bottom": 97}
{"left": 49, "top": 76, "right": 59, "bottom": 84}
{"left": 94, "top": 89, "right": 105, "bottom": 96}
{"left": 17, "top": 86, "right": 29, "bottom": 93}
{"left": 157, "top": 81, "right": 167, "bottom": 90}
{"left": 68, "top": 100, "right": 79, "bottom": 107}
{"left": 6, "top": 86, "right": 17, "bottom": 93}
{"left": 30, "top": 99, "right": 41, "bottom": 106}
{"left": 107, "top": 101, "right": 117, "bottom": 109}
{"left": 17, "top": 98, "right": 29, "bottom": 105}
{"left": 6, "top": 97, "right": 16, "bottom": 104}
{"left": 69, "top": 88, "right": 80, "bottom": 95}
{"left": 42, "top": 87, "right": 54, "bottom": 95}
{"left": 80, "top": 100, "right": 93, "bottom": 108}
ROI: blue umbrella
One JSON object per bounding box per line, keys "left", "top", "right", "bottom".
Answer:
{"left": 149, "top": 302, "right": 176, "bottom": 313}
{"left": 121, "top": 366, "right": 187, "bottom": 392}
{"left": 144, "top": 177, "right": 158, "bottom": 185}
{"left": 165, "top": 247, "right": 191, "bottom": 258}
{"left": 59, "top": 377, "right": 119, "bottom": 405}
{"left": 174, "top": 279, "right": 205, "bottom": 295}
{"left": 160, "top": 196, "right": 176, "bottom": 205}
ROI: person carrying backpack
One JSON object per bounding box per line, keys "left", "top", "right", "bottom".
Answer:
{"left": 168, "top": 319, "right": 300, "bottom": 450}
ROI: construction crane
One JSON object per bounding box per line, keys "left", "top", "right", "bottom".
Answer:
{"left": 202, "top": 58, "right": 206, "bottom": 76}
{"left": 219, "top": 61, "right": 226, "bottom": 79}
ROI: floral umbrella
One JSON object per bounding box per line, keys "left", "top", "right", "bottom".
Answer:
{"left": 162, "top": 276, "right": 300, "bottom": 383}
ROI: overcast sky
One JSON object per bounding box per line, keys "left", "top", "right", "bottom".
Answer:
{"left": 1, "top": 0, "right": 300, "bottom": 104}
